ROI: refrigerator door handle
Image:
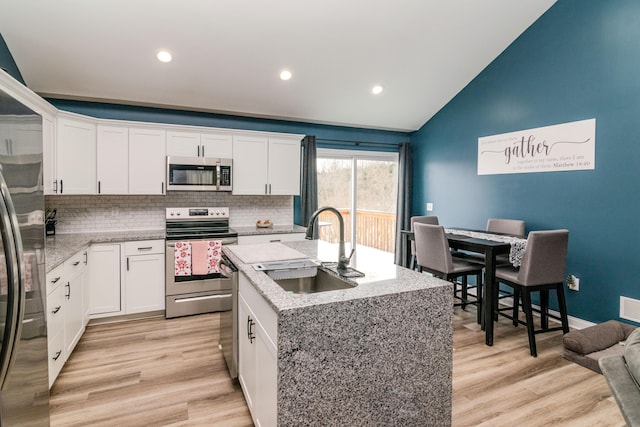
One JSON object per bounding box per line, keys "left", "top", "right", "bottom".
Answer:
{"left": 0, "top": 169, "right": 25, "bottom": 391}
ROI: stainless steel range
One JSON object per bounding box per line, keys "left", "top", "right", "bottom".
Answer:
{"left": 165, "top": 207, "right": 238, "bottom": 318}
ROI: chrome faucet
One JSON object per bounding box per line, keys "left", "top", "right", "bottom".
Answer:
{"left": 305, "top": 206, "right": 355, "bottom": 272}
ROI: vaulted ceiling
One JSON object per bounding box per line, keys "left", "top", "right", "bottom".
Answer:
{"left": 0, "top": 0, "right": 556, "bottom": 131}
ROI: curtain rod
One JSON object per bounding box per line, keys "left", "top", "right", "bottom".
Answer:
{"left": 315, "top": 138, "right": 403, "bottom": 149}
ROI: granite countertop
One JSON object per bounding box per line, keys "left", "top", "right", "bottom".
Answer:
{"left": 45, "top": 229, "right": 166, "bottom": 273}
{"left": 232, "top": 224, "right": 306, "bottom": 236}
{"left": 223, "top": 239, "right": 450, "bottom": 312}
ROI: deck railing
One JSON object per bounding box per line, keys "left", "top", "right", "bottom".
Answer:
{"left": 318, "top": 209, "right": 396, "bottom": 253}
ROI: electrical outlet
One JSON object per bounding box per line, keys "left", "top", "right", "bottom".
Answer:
{"left": 426, "top": 202, "right": 433, "bottom": 212}
{"left": 567, "top": 274, "right": 580, "bottom": 291}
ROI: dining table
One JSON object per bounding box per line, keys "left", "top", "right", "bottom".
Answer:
{"left": 400, "top": 228, "right": 516, "bottom": 346}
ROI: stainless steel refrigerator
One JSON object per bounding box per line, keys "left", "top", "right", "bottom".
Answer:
{"left": 0, "top": 87, "right": 49, "bottom": 425}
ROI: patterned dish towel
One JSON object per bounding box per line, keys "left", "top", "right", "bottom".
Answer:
{"left": 191, "top": 240, "right": 222, "bottom": 275}
{"left": 174, "top": 241, "right": 192, "bottom": 276}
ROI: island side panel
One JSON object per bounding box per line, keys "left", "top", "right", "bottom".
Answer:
{"left": 278, "top": 285, "right": 453, "bottom": 426}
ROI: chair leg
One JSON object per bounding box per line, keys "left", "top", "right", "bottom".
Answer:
{"left": 556, "top": 284, "right": 570, "bottom": 334}
{"left": 512, "top": 288, "right": 520, "bottom": 327}
{"left": 521, "top": 289, "right": 537, "bottom": 357}
{"left": 461, "top": 275, "right": 468, "bottom": 309}
{"left": 476, "top": 273, "right": 483, "bottom": 325}
{"left": 410, "top": 254, "right": 416, "bottom": 270}
{"left": 540, "top": 289, "right": 550, "bottom": 330}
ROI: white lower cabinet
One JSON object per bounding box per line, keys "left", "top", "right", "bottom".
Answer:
{"left": 238, "top": 272, "right": 277, "bottom": 426}
{"left": 63, "top": 250, "right": 88, "bottom": 356}
{"left": 124, "top": 240, "right": 165, "bottom": 314}
{"left": 46, "top": 249, "right": 89, "bottom": 388}
{"left": 89, "top": 244, "right": 121, "bottom": 316}
{"left": 46, "top": 265, "right": 66, "bottom": 389}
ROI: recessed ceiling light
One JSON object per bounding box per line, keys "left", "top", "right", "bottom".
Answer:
{"left": 280, "top": 70, "right": 292, "bottom": 81}
{"left": 372, "top": 85, "right": 384, "bottom": 95}
{"left": 157, "top": 50, "right": 172, "bottom": 63}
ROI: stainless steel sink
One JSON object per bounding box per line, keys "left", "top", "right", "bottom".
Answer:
{"left": 273, "top": 268, "right": 357, "bottom": 294}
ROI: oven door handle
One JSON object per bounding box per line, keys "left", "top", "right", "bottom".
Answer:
{"left": 219, "top": 257, "right": 237, "bottom": 279}
{"left": 166, "top": 237, "right": 238, "bottom": 247}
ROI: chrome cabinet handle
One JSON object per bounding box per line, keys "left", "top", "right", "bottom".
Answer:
{"left": 126, "top": 257, "right": 129, "bottom": 271}
{"left": 60, "top": 179, "right": 63, "bottom": 194}
{"left": 50, "top": 276, "right": 61, "bottom": 284}
{"left": 52, "top": 306, "right": 61, "bottom": 314}
{"left": 197, "top": 145, "right": 200, "bottom": 157}
{"left": 98, "top": 181, "right": 101, "bottom": 194}
{"left": 65, "top": 282, "right": 70, "bottom": 299}
{"left": 269, "top": 183, "right": 271, "bottom": 194}
{"left": 52, "top": 350, "right": 62, "bottom": 361}
{"left": 137, "top": 246, "right": 153, "bottom": 251}
{"left": 72, "top": 261, "right": 80, "bottom": 266}
{"left": 201, "top": 145, "right": 205, "bottom": 157}
{"left": 53, "top": 180, "right": 58, "bottom": 193}
{"left": 83, "top": 251, "right": 88, "bottom": 265}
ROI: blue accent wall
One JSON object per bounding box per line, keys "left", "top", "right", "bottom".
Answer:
{"left": 0, "top": 34, "right": 25, "bottom": 85}
{"left": 412, "top": 0, "right": 640, "bottom": 324}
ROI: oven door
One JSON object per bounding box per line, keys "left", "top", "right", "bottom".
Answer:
{"left": 165, "top": 237, "right": 237, "bottom": 295}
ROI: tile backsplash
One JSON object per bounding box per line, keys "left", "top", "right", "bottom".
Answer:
{"left": 45, "top": 193, "right": 294, "bottom": 234}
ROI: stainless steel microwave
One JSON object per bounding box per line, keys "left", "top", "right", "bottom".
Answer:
{"left": 166, "top": 156, "right": 232, "bottom": 191}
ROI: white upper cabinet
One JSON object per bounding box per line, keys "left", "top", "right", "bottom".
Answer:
{"left": 166, "top": 131, "right": 201, "bottom": 157}
{"left": 232, "top": 135, "right": 301, "bottom": 195}
{"left": 201, "top": 132, "right": 233, "bottom": 158}
{"left": 267, "top": 137, "right": 301, "bottom": 195}
{"left": 97, "top": 125, "right": 129, "bottom": 194}
{"left": 167, "top": 130, "right": 232, "bottom": 158}
{"left": 128, "top": 128, "right": 166, "bottom": 194}
{"left": 56, "top": 116, "right": 96, "bottom": 194}
{"left": 232, "top": 135, "right": 269, "bottom": 195}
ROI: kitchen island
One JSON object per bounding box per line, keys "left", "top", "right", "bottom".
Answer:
{"left": 224, "top": 239, "right": 453, "bottom": 426}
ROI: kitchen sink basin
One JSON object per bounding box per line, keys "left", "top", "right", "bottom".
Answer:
{"left": 273, "top": 268, "right": 357, "bottom": 294}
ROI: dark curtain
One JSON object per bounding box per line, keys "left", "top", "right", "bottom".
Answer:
{"left": 394, "top": 142, "right": 412, "bottom": 265}
{"left": 300, "top": 135, "right": 318, "bottom": 235}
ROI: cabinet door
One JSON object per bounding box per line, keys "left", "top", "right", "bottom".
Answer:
{"left": 124, "top": 253, "right": 165, "bottom": 314}
{"left": 238, "top": 294, "right": 257, "bottom": 411}
{"left": 268, "top": 137, "right": 301, "bottom": 195}
{"left": 57, "top": 117, "right": 97, "bottom": 194}
{"left": 129, "top": 128, "right": 166, "bottom": 194}
{"left": 255, "top": 322, "right": 278, "bottom": 427}
{"left": 97, "top": 125, "right": 129, "bottom": 194}
{"left": 42, "top": 115, "right": 57, "bottom": 195}
{"left": 166, "top": 131, "right": 201, "bottom": 157}
{"left": 89, "top": 244, "right": 121, "bottom": 315}
{"left": 233, "top": 135, "right": 268, "bottom": 195}
{"left": 64, "top": 272, "right": 85, "bottom": 355}
{"left": 201, "top": 132, "right": 233, "bottom": 158}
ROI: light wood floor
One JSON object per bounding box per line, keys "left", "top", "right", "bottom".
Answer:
{"left": 50, "top": 308, "right": 625, "bottom": 426}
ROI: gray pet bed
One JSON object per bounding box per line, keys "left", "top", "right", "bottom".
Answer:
{"left": 562, "top": 320, "right": 637, "bottom": 374}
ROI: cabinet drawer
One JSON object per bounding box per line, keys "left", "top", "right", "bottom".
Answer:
{"left": 124, "top": 239, "right": 164, "bottom": 255}
{"left": 64, "top": 249, "right": 87, "bottom": 278}
{"left": 47, "top": 283, "right": 65, "bottom": 336}
{"left": 46, "top": 264, "right": 65, "bottom": 295}
{"left": 47, "top": 329, "right": 65, "bottom": 388}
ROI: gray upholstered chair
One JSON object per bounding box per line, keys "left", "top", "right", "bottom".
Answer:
{"left": 494, "top": 229, "right": 570, "bottom": 357}
{"left": 409, "top": 215, "right": 439, "bottom": 270}
{"left": 414, "top": 223, "right": 484, "bottom": 324}
{"left": 486, "top": 218, "right": 526, "bottom": 237}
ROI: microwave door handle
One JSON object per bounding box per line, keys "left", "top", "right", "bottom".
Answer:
{"left": 216, "top": 161, "right": 221, "bottom": 191}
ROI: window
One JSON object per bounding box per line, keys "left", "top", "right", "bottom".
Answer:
{"left": 316, "top": 148, "right": 398, "bottom": 264}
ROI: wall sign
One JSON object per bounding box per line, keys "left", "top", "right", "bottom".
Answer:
{"left": 477, "top": 118, "right": 595, "bottom": 175}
